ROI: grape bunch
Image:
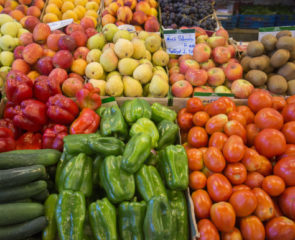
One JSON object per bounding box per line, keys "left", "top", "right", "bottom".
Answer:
{"left": 159, "top": 0, "right": 217, "bottom": 30}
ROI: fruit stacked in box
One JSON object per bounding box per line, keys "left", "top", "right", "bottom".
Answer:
{"left": 178, "top": 93, "right": 295, "bottom": 239}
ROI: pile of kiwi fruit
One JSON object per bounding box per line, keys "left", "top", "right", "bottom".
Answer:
{"left": 241, "top": 30, "right": 295, "bottom": 96}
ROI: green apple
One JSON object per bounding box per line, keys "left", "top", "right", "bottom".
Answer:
{"left": 0, "top": 35, "right": 16, "bottom": 51}
{"left": 1, "top": 22, "right": 18, "bottom": 37}
{"left": 0, "top": 14, "right": 14, "bottom": 26}
{"left": 0, "top": 51, "right": 14, "bottom": 66}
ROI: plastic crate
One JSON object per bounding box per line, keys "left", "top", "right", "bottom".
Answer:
{"left": 220, "top": 15, "right": 238, "bottom": 30}
{"left": 276, "top": 15, "right": 295, "bottom": 26}
{"left": 238, "top": 14, "right": 276, "bottom": 29}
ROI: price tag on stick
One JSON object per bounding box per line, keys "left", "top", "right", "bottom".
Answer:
{"left": 47, "top": 19, "right": 73, "bottom": 31}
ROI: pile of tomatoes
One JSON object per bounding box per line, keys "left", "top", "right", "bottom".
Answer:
{"left": 178, "top": 90, "right": 295, "bottom": 240}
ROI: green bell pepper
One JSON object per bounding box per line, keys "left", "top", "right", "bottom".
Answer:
{"left": 96, "top": 106, "right": 106, "bottom": 116}
{"left": 118, "top": 201, "right": 146, "bottom": 240}
{"left": 151, "top": 103, "right": 177, "bottom": 123}
{"left": 130, "top": 118, "right": 159, "bottom": 148}
{"left": 121, "top": 99, "right": 152, "bottom": 125}
{"left": 145, "top": 150, "right": 159, "bottom": 166}
{"left": 168, "top": 190, "right": 188, "bottom": 240}
{"left": 55, "top": 151, "right": 75, "bottom": 188}
{"left": 89, "top": 198, "right": 117, "bottom": 240}
{"left": 42, "top": 194, "right": 58, "bottom": 240}
{"left": 100, "top": 105, "right": 128, "bottom": 140}
{"left": 89, "top": 137, "right": 125, "bottom": 156}
{"left": 121, "top": 133, "right": 152, "bottom": 174}
{"left": 157, "top": 120, "right": 179, "bottom": 150}
{"left": 63, "top": 134, "right": 100, "bottom": 155}
{"left": 56, "top": 190, "right": 86, "bottom": 240}
{"left": 58, "top": 153, "right": 92, "bottom": 197}
{"left": 99, "top": 155, "right": 135, "bottom": 203}
{"left": 159, "top": 145, "right": 189, "bottom": 190}
{"left": 143, "top": 196, "right": 173, "bottom": 240}
{"left": 135, "top": 165, "right": 167, "bottom": 202}
{"left": 93, "top": 155, "right": 103, "bottom": 186}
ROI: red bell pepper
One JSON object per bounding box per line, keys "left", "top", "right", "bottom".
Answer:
{"left": 0, "top": 127, "right": 16, "bottom": 152}
{"left": 5, "top": 70, "right": 33, "bottom": 104}
{"left": 16, "top": 132, "right": 42, "bottom": 150}
{"left": 47, "top": 94, "right": 79, "bottom": 125}
{"left": 70, "top": 108, "right": 100, "bottom": 134}
{"left": 33, "top": 76, "right": 62, "bottom": 103}
{"left": 0, "top": 118, "right": 22, "bottom": 139}
{"left": 76, "top": 83, "right": 101, "bottom": 110}
{"left": 42, "top": 124, "right": 68, "bottom": 151}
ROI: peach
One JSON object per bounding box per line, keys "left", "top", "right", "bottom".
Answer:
{"left": 65, "top": 23, "right": 83, "bottom": 34}
{"left": 71, "top": 59, "right": 87, "bottom": 75}
{"left": 80, "top": 17, "right": 95, "bottom": 30}
{"left": 33, "top": 0, "right": 45, "bottom": 10}
{"left": 104, "top": 0, "right": 112, "bottom": 6}
{"left": 200, "top": 59, "right": 215, "bottom": 70}
{"left": 136, "top": 1, "right": 150, "bottom": 15}
{"left": 12, "top": 59, "right": 31, "bottom": 74}
{"left": 15, "top": 5, "right": 27, "bottom": 14}
{"left": 62, "top": 77, "right": 84, "bottom": 97}
{"left": 132, "top": 11, "right": 147, "bottom": 25}
{"left": 185, "top": 68, "right": 208, "bottom": 87}
{"left": 19, "top": 0, "right": 32, "bottom": 5}
{"left": 124, "top": 0, "right": 136, "bottom": 10}
{"left": 27, "top": 6, "right": 41, "bottom": 18}
{"left": 27, "top": 70, "right": 40, "bottom": 81}
{"left": 207, "top": 67, "right": 225, "bottom": 87}
{"left": 102, "top": 14, "right": 116, "bottom": 26}
{"left": 172, "top": 80, "right": 193, "bottom": 98}
{"left": 43, "top": 49, "right": 56, "bottom": 57}
{"left": 20, "top": 16, "right": 29, "bottom": 26}
{"left": 149, "top": 8, "right": 157, "bottom": 17}
{"left": 70, "top": 31, "right": 87, "bottom": 47}
{"left": 145, "top": 0, "right": 158, "bottom": 8}
{"left": 49, "top": 68, "right": 68, "bottom": 84}
{"left": 69, "top": 73, "right": 84, "bottom": 82}
{"left": 117, "top": 6, "right": 133, "bottom": 23}
{"left": 134, "top": 25, "right": 143, "bottom": 31}
{"left": 22, "top": 43, "right": 43, "bottom": 65}
{"left": 47, "top": 33, "right": 62, "bottom": 51}
{"left": 108, "top": 2, "right": 120, "bottom": 15}
{"left": 101, "top": 9, "right": 111, "bottom": 17}
{"left": 42, "top": 13, "right": 59, "bottom": 23}
{"left": 48, "top": 0, "right": 62, "bottom": 8}
{"left": 1, "top": 8, "right": 12, "bottom": 14}
{"left": 24, "top": 16, "right": 40, "bottom": 32}
{"left": 85, "top": 28, "right": 97, "bottom": 38}
{"left": 116, "top": 0, "right": 124, "bottom": 6}
{"left": 20, "top": 32, "right": 33, "bottom": 46}
{"left": 74, "top": 46, "right": 89, "bottom": 60}
{"left": 52, "top": 50, "right": 73, "bottom": 69}
{"left": 14, "top": 46, "right": 25, "bottom": 59}
{"left": 5, "top": 0, "right": 19, "bottom": 9}
{"left": 9, "top": 10, "right": 25, "bottom": 21}
{"left": 33, "top": 23, "right": 51, "bottom": 44}
{"left": 144, "top": 16, "right": 159, "bottom": 32}
{"left": 170, "top": 73, "right": 185, "bottom": 85}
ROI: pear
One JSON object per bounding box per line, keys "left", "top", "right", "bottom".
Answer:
{"left": 0, "top": 35, "right": 17, "bottom": 51}
{"left": 138, "top": 31, "right": 149, "bottom": 40}
{"left": 118, "top": 58, "right": 139, "bottom": 76}
{"left": 123, "top": 76, "right": 143, "bottom": 97}
{"left": 145, "top": 35, "right": 161, "bottom": 53}
{"left": 87, "top": 33, "right": 106, "bottom": 50}
{"left": 89, "top": 79, "right": 106, "bottom": 96}
{"left": 1, "top": 22, "right": 18, "bottom": 37}
{"left": 85, "top": 62, "right": 104, "bottom": 79}
{"left": 133, "top": 64, "right": 153, "bottom": 84}
{"left": 152, "top": 49, "right": 169, "bottom": 66}
{"left": 0, "top": 14, "right": 14, "bottom": 26}
{"left": 153, "top": 71, "right": 168, "bottom": 83}
{"left": 114, "top": 39, "right": 134, "bottom": 59}
{"left": 143, "top": 83, "right": 150, "bottom": 96}
{"left": 144, "top": 50, "right": 151, "bottom": 61}
{"left": 106, "top": 75, "right": 123, "bottom": 96}
{"left": 131, "top": 38, "right": 146, "bottom": 59}
{"left": 0, "top": 51, "right": 14, "bottom": 66}
{"left": 139, "top": 59, "right": 153, "bottom": 68}
{"left": 0, "top": 66, "right": 11, "bottom": 72}
{"left": 153, "top": 66, "right": 166, "bottom": 72}
{"left": 113, "top": 30, "right": 132, "bottom": 43}
{"left": 106, "top": 71, "right": 121, "bottom": 81}
{"left": 100, "top": 48, "right": 118, "bottom": 72}
{"left": 87, "top": 49, "right": 102, "bottom": 63}
{"left": 149, "top": 74, "right": 169, "bottom": 97}
{"left": 102, "top": 23, "right": 118, "bottom": 42}
{"left": 102, "top": 43, "right": 114, "bottom": 52}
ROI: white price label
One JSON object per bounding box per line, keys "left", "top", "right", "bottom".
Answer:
{"left": 118, "top": 24, "right": 136, "bottom": 32}
{"left": 48, "top": 19, "right": 73, "bottom": 31}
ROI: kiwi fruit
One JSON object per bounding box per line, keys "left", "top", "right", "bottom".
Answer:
{"left": 245, "top": 70, "right": 268, "bottom": 87}
{"left": 290, "top": 50, "right": 295, "bottom": 60}
{"left": 267, "top": 75, "right": 288, "bottom": 94}
{"left": 264, "top": 64, "right": 274, "bottom": 74}
{"left": 246, "top": 41, "right": 264, "bottom": 57}
{"left": 261, "top": 34, "right": 277, "bottom": 52}
{"left": 270, "top": 49, "right": 290, "bottom": 68}
{"left": 249, "top": 55, "right": 269, "bottom": 70}
{"left": 287, "top": 80, "right": 295, "bottom": 95}
{"left": 276, "top": 30, "right": 292, "bottom": 39}
{"left": 276, "top": 36, "right": 295, "bottom": 51}
{"left": 241, "top": 56, "right": 251, "bottom": 72}
{"left": 278, "top": 62, "right": 295, "bottom": 80}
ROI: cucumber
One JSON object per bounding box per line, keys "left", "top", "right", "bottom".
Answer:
{"left": 0, "top": 203, "right": 44, "bottom": 226}
{"left": 0, "top": 165, "right": 47, "bottom": 188}
{"left": 0, "top": 180, "right": 47, "bottom": 203}
{"left": 32, "top": 189, "right": 49, "bottom": 202}
{"left": 0, "top": 216, "right": 47, "bottom": 240}
{"left": 0, "top": 149, "right": 61, "bottom": 169}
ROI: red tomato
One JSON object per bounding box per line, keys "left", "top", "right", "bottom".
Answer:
{"left": 180, "top": 129, "right": 188, "bottom": 143}
{"left": 186, "top": 97, "right": 203, "bottom": 113}
{"left": 252, "top": 188, "right": 275, "bottom": 221}
{"left": 272, "top": 96, "right": 286, "bottom": 111}
{"left": 248, "top": 90, "right": 273, "bottom": 113}
{"left": 204, "top": 147, "right": 226, "bottom": 172}
{"left": 282, "top": 121, "right": 295, "bottom": 144}
{"left": 254, "top": 108, "right": 284, "bottom": 130}
{"left": 229, "top": 189, "right": 257, "bottom": 217}
{"left": 245, "top": 172, "right": 264, "bottom": 188}
{"left": 177, "top": 108, "right": 193, "bottom": 131}
{"left": 198, "top": 219, "right": 220, "bottom": 240}
{"left": 287, "top": 96, "right": 295, "bottom": 105}
{"left": 199, "top": 147, "right": 208, "bottom": 155}
{"left": 221, "top": 228, "right": 242, "bottom": 240}
{"left": 228, "top": 111, "right": 246, "bottom": 126}
{"left": 209, "top": 132, "right": 228, "bottom": 151}
{"left": 236, "top": 105, "right": 255, "bottom": 124}
{"left": 274, "top": 156, "right": 295, "bottom": 186}
{"left": 240, "top": 215, "right": 265, "bottom": 240}
{"left": 273, "top": 198, "right": 283, "bottom": 217}
{"left": 187, "top": 148, "right": 204, "bottom": 171}
{"left": 242, "top": 148, "right": 262, "bottom": 172}
{"left": 210, "top": 202, "right": 236, "bottom": 233}
{"left": 223, "top": 135, "right": 245, "bottom": 163}
{"left": 246, "top": 124, "right": 260, "bottom": 147}
{"left": 266, "top": 216, "right": 295, "bottom": 240}
{"left": 192, "top": 189, "right": 212, "bottom": 219}
{"left": 232, "top": 184, "right": 251, "bottom": 193}
{"left": 206, "top": 99, "right": 228, "bottom": 116}
{"left": 218, "top": 97, "right": 236, "bottom": 113}
{"left": 256, "top": 156, "right": 272, "bottom": 176}
{"left": 202, "top": 166, "right": 215, "bottom": 178}
{"left": 255, "top": 128, "right": 287, "bottom": 158}
{"left": 262, "top": 175, "right": 285, "bottom": 197}
{"left": 187, "top": 126, "right": 208, "bottom": 148}
{"left": 192, "top": 111, "right": 209, "bottom": 127}
{"left": 224, "top": 163, "right": 247, "bottom": 185}
{"left": 207, "top": 173, "right": 232, "bottom": 202}
{"left": 224, "top": 120, "right": 247, "bottom": 143}
{"left": 189, "top": 171, "right": 207, "bottom": 190}
{"left": 282, "top": 103, "right": 295, "bottom": 122}
{"left": 205, "top": 114, "right": 228, "bottom": 135}
{"left": 279, "top": 144, "right": 295, "bottom": 159}
{"left": 279, "top": 187, "right": 295, "bottom": 220}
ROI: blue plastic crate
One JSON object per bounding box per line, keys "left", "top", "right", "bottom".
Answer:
{"left": 220, "top": 15, "right": 238, "bottom": 30}
{"left": 238, "top": 14, "right": 276, "bottom": 29}
{"left": 276, "top": 15, "right": 295, "bottom": 26}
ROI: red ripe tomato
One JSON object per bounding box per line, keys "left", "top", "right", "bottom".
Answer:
{"left": 189, "top": 171, "right": 207, "bottom": 190}
{"left": 209, "top": 132, "right": 228, "bottom": 151}
{"left": 198, "top": 219, "right": 220, "bottom": 240}
{"left": 232, "top": 184, "right": 251, "bottom": 193}
{"left": 187, "top": 148, "right": 204, "bottom": 171}
{"left": 279, "top": 144, "right": 295, "bottom": 159}
{"left": 210, "top": 202, "right": 236, "bottom": 233}
{"left": 205, "top": 114, "right": 228, "bottom": 135}
{"left": 207, "top": 173, "right": 232, "bottom": 202}
{"left": 187, "top": 126, "right": 208, "bottom": 148}
{"left": 274, "top": 156, "right": 295, "bottom": 186}
{"left": 224, "top": 120, "right": 247, "bottom": 143}
{"left": 229, "top": 189, "right": 257, "bottom": 217}
{"left": 246, "top": 124, "right": 260, "bottom": 147}
{"left": 266, "top": 216, "right": 295, "bottom": 240}
{"left": 236, "top": 105, "right": 255, "bottom": 124}
{"left": 191, "top": 189, "right": 212, "bottom": 219}
{"left": 177, "top": 108, "right": 193, "bottom": 131}
{"left": 221, "top": 228, "right": 242, "bottom": 240}
{"left": 223, "top": 135, "right": 245, "bottom": 163}
{"left": 254, "top": 108, "right": 284, "bottom": 130}
{"left": 262, "top": 175, "right": 285, "bottom": 197}
{"left": 273, "top": 199, "right": 283, "bottom": 217}
{"left": 180, "top": 129, "right": 188, "bottom": 143}
{"left": 240, "top": 215, "right": 265, "bottom": 240}
{"left": 224, "top": 163, "right": 247, "bottom": 185}
{"left": 218, "top": 97, "right": 236, "bottom": 113}
{"left": 256, "top": 156, "right": 272, "bottom": 176}
{"left": 272, "top": 96, "right": 286, "bottom": 111}
{"left": 248, "top": 90, "right": 273, "bottom": 113}
{"left": 255, "top": 128, "right": 287, "bottom": 158}
{"left": 202, "top": 166, "right": 215, "bottom": 178}
{"left": 204, "top": 147, "right": 226, "bottom": 172}
{"left": 245, "top": 172, "right": 264, "bottom": 188}
{"left": 252, "top": 188, "right": 275, "bottom": 221}
{"left": 228, "top": 111, "right": 247, "bottom": 126}
{"left": 206, "top": 99, "right": 227, "bottom": 116}
{"left": 282, "top": 103, "right": 295, "bottom": 122}
{"left": 186, "top": 97, "right": 203, "bottom": 113}
{"left": 287, "top": 96, "right": 295, "bottom": 105}
{"left": 192, "top": 111, "right": 209, "bottom": 127}
{"left": 199, "top": 147, "right": 208, "bottom": 155}
{"left": 242, "top": 148, "right": 262, "bottom": 172}
{"left": 279, "top": 187, "right": 295, "bottom": 220}
{"left": 282, "top": 121, "right": 295, "bottom": 144}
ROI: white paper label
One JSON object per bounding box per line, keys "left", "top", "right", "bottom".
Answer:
{"left": 118, "top": 24, "right": 136, "bottom": 32}
{"left": 48, "top": 19, "right": 73, "bottom": 31}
